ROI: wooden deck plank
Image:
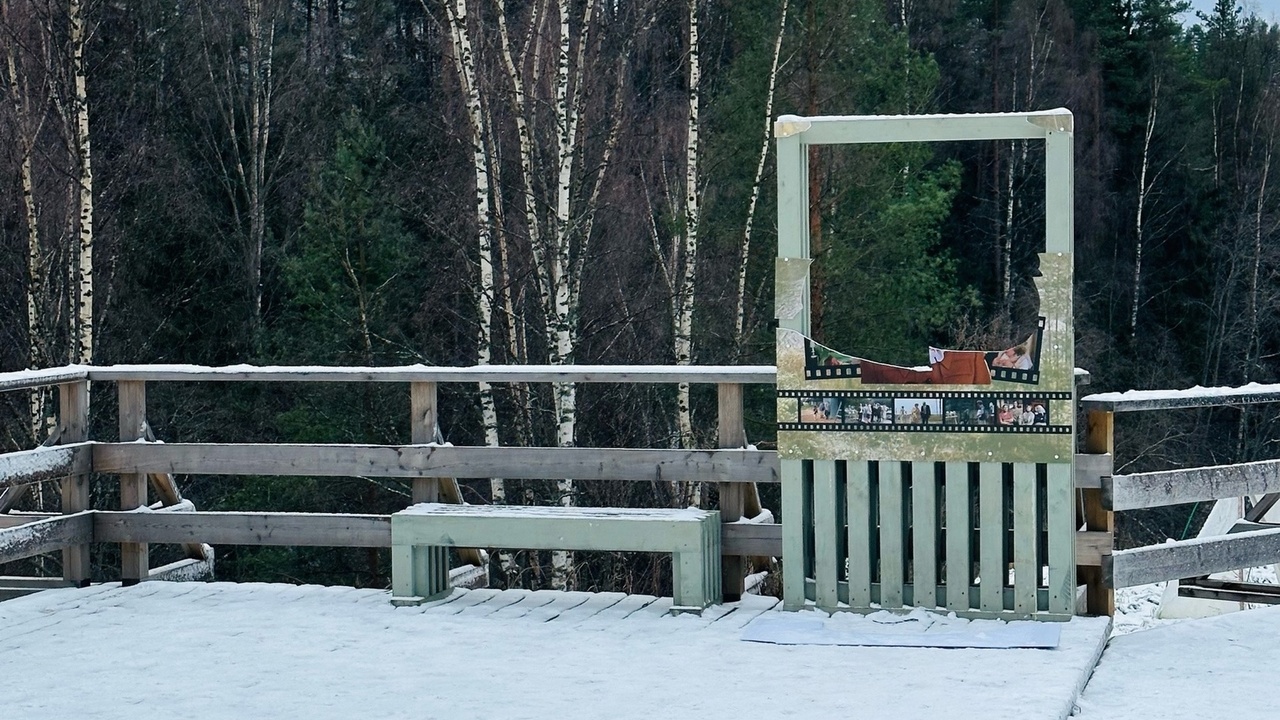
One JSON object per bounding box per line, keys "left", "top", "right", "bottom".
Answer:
{"left": 541, "top": 592, "right": 626, "bottom": 623}
{"left": 524, "top": 592, "right": 593, "bottom": 622}
{"left": 455, "top": 589, "right": 531, "bottom": 617}
{"left": 487, "top": 590, "right": 562, "bottom": 619}
{"left": 425, "top": 588, "right": 503, "bottom": 615}
{"left": 716, "top": 596, "right": 781, "bottom": 630}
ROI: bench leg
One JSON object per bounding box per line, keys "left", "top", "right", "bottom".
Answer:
{"left": 672, "top": 551, "right": 709, "bottom": 613}
{"left": 391, "top": 544, "right": 450, "bottom": 605}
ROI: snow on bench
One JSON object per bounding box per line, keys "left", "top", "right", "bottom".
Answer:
{"left": 391, "top": 503, "right": 721, "bottom": 613}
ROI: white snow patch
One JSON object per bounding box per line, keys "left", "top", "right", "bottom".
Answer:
{"left": 0, "top": 582, "right": 1111, "bottom": 720}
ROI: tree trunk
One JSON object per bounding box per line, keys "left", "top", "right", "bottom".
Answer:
{"left": 69, "top": 0, "right": 93, "bottom": 365}
{"left": 673, "top": 0, "right": 701, "bottom": 507}
{"left": 734, "top": 0, "right": 789, "bottom": 355}
{"left": 1131, "top": 75, "right": 1161, "bottom": 341}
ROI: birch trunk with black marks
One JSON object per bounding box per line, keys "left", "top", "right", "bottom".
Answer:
{"left": 673, "top": 0, "right": 701, "bottom": 507}
{"left": 69, "top": 0, "right": 93, "bottom": 366}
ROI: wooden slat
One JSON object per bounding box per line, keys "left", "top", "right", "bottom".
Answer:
{"left": 781, "top": 459, "right": 806, "bottom": 610}
{"left": 146, "top": 556, "right": 215, "bottom": 582}
{"left": 411, "top": 382, "right": 441, "bottom": 504}
{"left": 0, "top": 512, "right": 93, "bottom": 564}
{"left": 1081, "top": 409, "right": 1116, "bottom": 615}
{"left": 1050, "top": 464, "right": 1082, "bottom": 614}
{"left": 978, "top": 463, "right": 1004, "bottom": 612}
{"left": 1073, "top": 453, "right": 1113, "bottom": 489}
{"left": 847, "top": 461, "right": 872, "bottom": 607}
{"left": 1109, "top": 525, "right": 1280, "bottom": 588}
{"left": 1106, "top": 459, "right": 1280, "bottom": 511}
{"left": 118, "top": 381, "right": 150, "bottom": 585}
{"left": 95, "top": 511, "right": 392, "bottom": 547}
{"left": 1012, "top": 463, "right": 1037, "bottom": 614}
{"left": 92, "top": 443, "right": 780, "bottom": 484}
{"left": 88, "top": 364, "right": 777, "bottom": 385}
{"left": 0, "top": 366, "right": 89, "bottom": 394}
{"left": 911, "top": 461, "right": 937, "bottom": 609}
{"left": 879, "top": 461, "right": 905, "bottom": 608}
{"left": 0, "top": 443, "right": 92, "bottom": 489}
{"left": 785, "top": 109, "right": 1065, "bottom": 146}
{"left": 812, "top": 460, "right": 839, "bottom": 609}
{"left": 944, "top": 462, "right": 970, "bottom": 611}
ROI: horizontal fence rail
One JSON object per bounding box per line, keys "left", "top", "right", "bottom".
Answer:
{"left": 1105, "top": 459, "right": 1280, "bottom": 511}
{"left": 1109, "top": 526, "right": 1280, "bottom": 588}
{"left": 92, "top": 443, "right": 781, "bottom": 484}
{"left": 0, "top": 444, "right": 92, "bottom": 489}
{"left": 0, "top": 367, "right": 89, "bottom": 393}
{"left": 86, "top": 364, "right": 779, "bottom": 384}
{"left": 1081, "top": 382, "right": 1280, "bottom": 412}
{"left": 0, "top": 513, "right": 93, "bottom": 565}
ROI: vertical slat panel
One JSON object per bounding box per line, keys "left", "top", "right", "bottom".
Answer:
{"left": 945, "top": 462, "right": 971, "bottom": 611}
{"left": 1047, "top": 462, "right": 1076, "bottom": 614}
{"left": 812, "top": 460, "right": 839, "bottom": 609}
{"left": 847, "top": 461, "right": 872, "bottom": 607}
{"left": 781, "top": 458, "right": 807, "bottom": 609}
{"left": 1013, "top": 463, "right": 1038, "bottom": 615}
{"left": 879, "top": 461, "right": 905, "bottom": 608}
{"left": 979, "top": 462, "right": 1004, "bottom": 612}
{"left": 912, "top": 461, "right": 937, "bottom": 608}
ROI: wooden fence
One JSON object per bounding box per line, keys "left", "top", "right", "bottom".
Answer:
{"left": 1081, "top": 384, "right": 1280, "bottom": 610}
{"left": 0, "top": 364, "right": 777, "bottom": 601}
{"left": 0, "top": 363, "right": 1129, "bottom": 613}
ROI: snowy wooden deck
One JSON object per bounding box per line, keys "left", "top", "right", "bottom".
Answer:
{"left": 0, "top": 582, "right": 1112, "bottom": 720}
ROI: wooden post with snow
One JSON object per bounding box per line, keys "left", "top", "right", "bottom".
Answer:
{"left": 59, "top": 380, "right": 90, "bottom": 586}
{"left": 118, "top": 380, "right": 148, "bottom": 584}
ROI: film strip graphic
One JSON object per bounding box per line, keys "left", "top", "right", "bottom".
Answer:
{"left": 779, "top": 422, "right": 1072, "bottom": 435}
{"left": 778, "top": 390, "right": 1072, "bottom": 401}
{"left": 785, "top": 391, "right": 1066, "bottom": 433}
{"left": 802, "top": 317, "right": 1047, "bottom": 384}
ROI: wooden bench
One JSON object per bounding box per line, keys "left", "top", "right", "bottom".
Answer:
{"left": 390, "top": 503, "right": 722, "bottom": 613}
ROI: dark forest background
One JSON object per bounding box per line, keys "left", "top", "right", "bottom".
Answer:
{"left": 3, "top": 0, "right": 1280, "bottom": 588}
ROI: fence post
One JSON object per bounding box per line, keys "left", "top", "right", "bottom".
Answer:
{"left": 1081, "top": 409, "right": 1115, "bottom": 615}
{"left": 410, "top": 382, "right": 440, "bottom": 503}
{"left": 60, "top": 380, "right": 90, "bottom": 587}
{"left": 717, "top": 382, "right": 746, "bottom": 601}
{"left": 118, "top": 380, "right": 149, "bottom": 585}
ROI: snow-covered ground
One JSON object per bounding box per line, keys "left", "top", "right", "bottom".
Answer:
{"left": 1076, "top": 602, "right": 1280, "bottom": 719}
{"left": 0, "top": 582, "right": 1111, "bottom": 720}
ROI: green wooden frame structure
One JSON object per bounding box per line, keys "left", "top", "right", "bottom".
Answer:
{"left": 775, "top": 110, "right": 1077, "bottom": 620}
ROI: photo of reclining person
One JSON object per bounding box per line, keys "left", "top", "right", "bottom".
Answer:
{"left": 845, "top": 331, "right": 1040, "bottom": 386}
{"left": 986, "top": 333, "right": 1037, "bottom": 371}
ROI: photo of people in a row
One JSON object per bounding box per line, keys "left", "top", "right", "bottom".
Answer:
{"left": 944, "top": 398, "right": 1049, "bottom": 426}
{"left": 803, "top": 322, "right": 1043, "bottom": 386}
{"left": 800, "top": 397, "right": 894, "bottom": 424}
{"left": 798, "top": 396, "right": 1049, "bottom": 427}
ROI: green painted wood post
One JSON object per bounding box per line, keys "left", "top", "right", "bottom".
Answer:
{"left": 944, "top": 462, "right": 971, "bottom": 610}
{"left": 911, "top": 461, "right": 938, "bottom": 608}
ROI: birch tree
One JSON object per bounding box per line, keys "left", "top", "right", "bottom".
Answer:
{"left": 68, "top": 0, "right": 92, "bottom": 365}
{"left": 733, "top": 0, "right": 789, "bottom": 354}
{"left": 672, "top": 0, "right": 700, "bottom": 474}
